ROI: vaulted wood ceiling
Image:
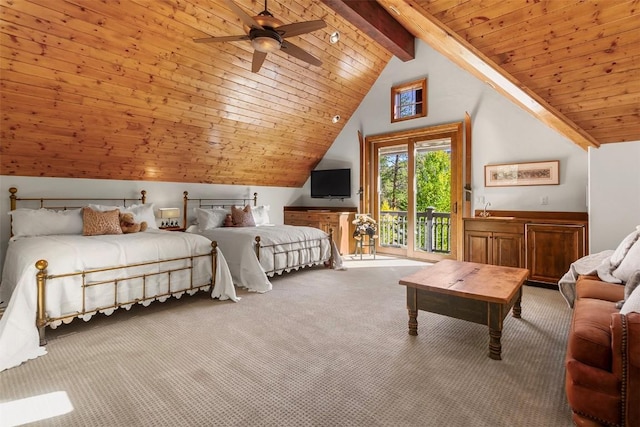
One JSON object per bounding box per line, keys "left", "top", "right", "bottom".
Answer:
{"left": 1, "top": 0, "right": 638, "bottom": 187}
{"left": 327, "top": 0, "right": 639, "bottom": 149}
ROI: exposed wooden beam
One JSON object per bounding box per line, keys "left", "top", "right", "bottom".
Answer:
{"left": 376, "top": 0, "right": 600, "bottom": 151}
{"left": 320, "top": 0, "right": 415, "bottom": 62}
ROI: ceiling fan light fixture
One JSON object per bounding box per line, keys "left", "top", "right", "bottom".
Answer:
{"left": 329, "top": 31, "right": 340, "bottom": 44}
{"left": 250, "top": 29, "right": 282, "bottom": 52}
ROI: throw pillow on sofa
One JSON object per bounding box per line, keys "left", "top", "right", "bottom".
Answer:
{"left": 613, "top": 238, "right": 640, "bottom": 283}
{"left": 609, "top": 226, "right": 640, "bottom": 269}
{"left": 620, "top": 279, "right": 640, "bottom": 315}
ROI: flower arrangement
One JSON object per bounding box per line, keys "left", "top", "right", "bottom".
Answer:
{"left": 352, "top": 213, "right": 378, "bottom": 240}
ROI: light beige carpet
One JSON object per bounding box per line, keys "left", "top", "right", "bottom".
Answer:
{"left": 0, "top": 261, "right": 573, "bottom": 426}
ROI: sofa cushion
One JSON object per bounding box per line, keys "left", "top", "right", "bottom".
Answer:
{"left": 575, "top": 277, "right": 625, "bottom": 303}
{"left": 569, "top": 298, "right": 620, "bottom": 371}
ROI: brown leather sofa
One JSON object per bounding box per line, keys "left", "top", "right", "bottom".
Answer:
{"left": 565, "top": 275, "right": 640, "bottom": 426}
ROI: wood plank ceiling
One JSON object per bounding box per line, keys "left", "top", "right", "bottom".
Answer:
{"left": 0, "top": 0, "right": 391, "bottom": 186}
{"left": 371, "top": 0, "right": 640, "bottom": 146}
{"left": 1, "top": 0, "right": 639, "bottom": 186}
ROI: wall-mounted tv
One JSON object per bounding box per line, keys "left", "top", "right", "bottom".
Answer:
{"left": 310, "top": 168, "right": 351, "bottom": 199}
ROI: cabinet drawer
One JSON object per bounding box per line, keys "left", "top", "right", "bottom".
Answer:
{"left": 464, "top": 219, "right": 524, "bottom": 234}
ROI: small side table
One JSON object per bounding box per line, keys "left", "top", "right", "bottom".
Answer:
{"left": 160, "top": 226, "right": 185, "bottom": 232}
{"left": 354, "top": 234, "right": 376, "bottom": 259}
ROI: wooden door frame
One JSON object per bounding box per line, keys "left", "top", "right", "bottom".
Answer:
{"left": 363, "top": 122, "right": 464, "bottom": 261}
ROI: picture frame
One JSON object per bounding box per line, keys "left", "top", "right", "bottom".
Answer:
{"left": 484, "top": 160, "right": 560, "bottom": 187}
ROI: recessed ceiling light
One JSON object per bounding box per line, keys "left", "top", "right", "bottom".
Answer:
{"left": 329, "top": 31, "right": 340, "bottom": 44}
{"left": 332, "top": 115, "right": 341, "bottom": 123}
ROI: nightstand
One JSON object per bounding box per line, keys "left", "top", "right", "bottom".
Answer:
{"left": 160, "top": 226, "right": 185, "bottom": 232}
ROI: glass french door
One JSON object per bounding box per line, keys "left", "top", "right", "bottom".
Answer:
{"left": 366, "top": 123, "right": 462, "bottom": 262}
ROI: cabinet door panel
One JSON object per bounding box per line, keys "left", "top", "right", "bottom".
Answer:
{"left": 465, "top": 231, "right": 491, "bottom": 264}
{"left": 526, "top": 224, "right": 585, "bottom": 284}
{"left": 493, "top": 232, "right": 524, "bottom": 268}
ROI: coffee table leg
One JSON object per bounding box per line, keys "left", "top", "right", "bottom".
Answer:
{"left": 488, "top": 303, "right": 503, "bottom": 360}
{"left": 512, "top": 288, "right": 522, "bottom": 318}
{"left": 408, "top": 309, "right": 418, "bottom": 336}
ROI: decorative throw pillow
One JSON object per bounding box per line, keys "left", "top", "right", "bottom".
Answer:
{"left": 82, "top": 207, "right": 122, "bottom": 236}
{"left": 231, "top": 205, "right": 256, "bottom": 227}
{"left": 251, "top": 205, "right": 271, "bottom": 226}
{"left": 195, "top": 207, "right": 229, "bottom": 230}
{"left": 609, "top": 226, "right": 640, "bottom": 269}
{"left": 9, "top": 208, "right": 83, "bottom": 238}
{"left": 89, "top": 203, "right": 158, "bottom": 229}
{"left": 612, "top": 238, "right": 640, "bottom": 283}
{"left": 620, "top": 280, "right": 640, "bottom": 315}
{"left": 624, "top": 270, "right": 640, "bottom": 300}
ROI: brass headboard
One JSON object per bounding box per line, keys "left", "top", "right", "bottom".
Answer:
{"left": 8, "top": 187, "right": 148, "bottom": 236}
{"left": 182, "top": 192, "right": 258, "bottom": 229}
{"left": 9, "top": 187, "right": 147, "bottom": 211}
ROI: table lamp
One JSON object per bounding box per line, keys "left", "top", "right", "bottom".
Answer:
{"left": 158, "top": 208, "right": 180, "bottom": 228}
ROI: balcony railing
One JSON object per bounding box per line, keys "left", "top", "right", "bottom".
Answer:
{"left": 379, "top": 208, "right": 451, "bottom": 253}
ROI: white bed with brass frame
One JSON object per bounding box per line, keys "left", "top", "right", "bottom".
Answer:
{"left": 183, "top": 192, "right": 340, "bottom": 293}
{"left": 0, "top": 187, "right": 237, "bottom": 372}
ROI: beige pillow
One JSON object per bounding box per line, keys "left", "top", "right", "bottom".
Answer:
{"left": 82, "top": 207, "right": 122, "bottom": 236}
{"left": 231, "top": 205, "right": 256, "bottom": 227}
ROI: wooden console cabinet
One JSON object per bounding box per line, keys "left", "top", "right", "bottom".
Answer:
{"left": 284, "top": 206, "right": 357, "bottom": 255}
{"left": 464, "top": 211, "right": 588, "bottom": 286}
{"left": 464, "top": 219, "right": 525, "bottom": 268}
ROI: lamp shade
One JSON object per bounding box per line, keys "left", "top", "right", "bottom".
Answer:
{"left": 158, "top": 208, "right": 180, "bottom": 219}
{"left": 249, "top": 29, "right": 282, "bottom": 53}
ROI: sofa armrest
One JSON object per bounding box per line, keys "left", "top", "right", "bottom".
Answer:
{"left": 565, "top": 358, "right": 621, "bottom": 425}
{"left": 610, "top": 312, "right": 640, "bottom": 427}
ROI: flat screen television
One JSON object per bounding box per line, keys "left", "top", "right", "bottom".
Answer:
{"left": 310, "top": 168, "right": 351, "bottom": 199}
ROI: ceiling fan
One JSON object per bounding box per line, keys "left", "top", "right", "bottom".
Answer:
{"left": 195, "top": 0, "right": 327, "bottom": 73}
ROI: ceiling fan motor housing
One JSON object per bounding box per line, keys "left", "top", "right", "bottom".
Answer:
{"left": 250, "top": 28, "right": 283, "bottom": 52}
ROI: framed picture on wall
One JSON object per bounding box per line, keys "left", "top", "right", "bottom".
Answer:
{"left": 484, "top": 160, "right": 560, "bottom": 187}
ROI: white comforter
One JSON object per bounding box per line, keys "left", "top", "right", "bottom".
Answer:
{"left": 0, "top": 230, "right": 237, "bottom": 372}
{"left": 189, "top": 225, "right": 339, "bottom": 293}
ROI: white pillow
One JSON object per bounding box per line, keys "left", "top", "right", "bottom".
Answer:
{"left": 620, "top": 281, "right": 640, "bottom": 315}
{"left": 613, "top": 238, "right": 640, "bottom": 283}
{"left": 609, "top": 226, "right": 640, "bottom": 269}
{"left": 89, "top": 203, "right": 158, "bottom": 229}
{"left": 9, "top": 208, "right": 83, "bottom": 238}
{"left": 195, "top": 207, "right": 229, "bottom": 230}
{"left": 251, "top": 205, "right": 270, "bottom": 226}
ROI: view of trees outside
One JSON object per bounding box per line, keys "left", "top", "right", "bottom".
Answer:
{"left": 378, "top": 149, "right": 451, "bottom": 213}
{"left": 416, "top": 150, "right": 451, "bottom": 213}
{"left": 378, "top": 147, "right": 451, "bottom": 252}
{"left": 379, "top": 151, "right": 408, "bottom": 212}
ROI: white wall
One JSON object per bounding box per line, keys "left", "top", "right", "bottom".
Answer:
{"left": 295, "top": 40, "right": 589, "bottom": 213}
{"left": 588, "top": 140, "right": 640, "bottom": 253}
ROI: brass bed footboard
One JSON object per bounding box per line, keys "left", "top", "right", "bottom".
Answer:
{"left": 254, "top": 229, "right": 335, "bottom": 276}
{"left": 33, "top": 243, "right": 218, "bottom": 345}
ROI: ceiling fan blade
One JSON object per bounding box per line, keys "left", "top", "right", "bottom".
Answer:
{"left": 277, "top": 20, "right": 327, "bottom": 38}
{"left": 225, "top": 0, "right": 264, "bottom": 30}
{"left": 194, "top": 34, "right": 250, "bottom": 43}
{"left": 252, "top": 50, "right": 268, "bottom": 73}
{"left": 280, "top": 40, "right": 322, "bottom": 66}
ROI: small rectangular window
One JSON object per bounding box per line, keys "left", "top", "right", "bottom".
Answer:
{"left": 391, "top": 78, "right": 427, "bottom": 123}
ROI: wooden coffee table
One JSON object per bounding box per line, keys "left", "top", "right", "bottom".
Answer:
{"left": 399, "top": 260, "right": 529, "bottom": 360}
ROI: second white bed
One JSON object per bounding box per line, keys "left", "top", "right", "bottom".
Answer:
{"left": 187, "top": 224, "right": 338, "bottom": 293}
